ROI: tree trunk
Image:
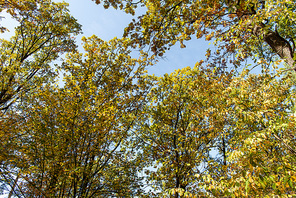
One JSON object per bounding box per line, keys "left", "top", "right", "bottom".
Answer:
{"left": 252, "top": 23, "right": 295, "bottom": 70}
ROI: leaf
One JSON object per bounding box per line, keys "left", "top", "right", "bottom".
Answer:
{"left": 245, "top": 180, "right": 250, "bottom": 193}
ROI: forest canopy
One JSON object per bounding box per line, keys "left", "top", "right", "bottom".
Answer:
{"left": 0, "top": 0, "right": 295, "bottom": 197}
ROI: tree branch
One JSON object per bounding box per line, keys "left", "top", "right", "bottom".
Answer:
{"left": 252, "top": 23, "right": 295, "bottom": 70}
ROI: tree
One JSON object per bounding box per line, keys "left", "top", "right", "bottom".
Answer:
{"left": 93, "top": 0, "right": 296, "bottom": 70}
{"left": 132, "top": 66, "right": 233, "bottom": 197}
{"left": 0, "top": 0, "right": 38, "bottom": 32}
{"left": 200, "top": 71, "right": 296, "bottom": 197}
{"left": 128, "top": 67, "right": 296, "bottom": 197}
{"left": 0, "top": 35, "right": 152, "bottom": 197}
{"left": 0, "top": 0, "right": 81, "bottom": 112}
{"left": 0, "top": 0, "right": 81, "bottom": 195}
{"left": 1, "top": 0, "right": 295, "bottom": 197}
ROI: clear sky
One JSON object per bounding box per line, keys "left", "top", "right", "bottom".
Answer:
{"left": 0, "top": 2, "right": 211, "bottom": 197}
{"left": 0, "top": 0, "right": 211, "bottom": 76}
{"left": 63, "top": 0, "right": 271, "bottom": 75}
{"left": 64, "top": 0, "right": 211, "bottom": 76}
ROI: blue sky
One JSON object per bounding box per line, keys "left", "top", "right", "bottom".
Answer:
{"left": 0, "top": 2, "right": 211, "bottom": 196}
{"left": 0, "top": 0, "right": 211, "bottom": 76}
{"left": 64, "top": 0, "right": 271, "bottom": 75}
{"left": 64, "top": 0, "right": 211, "bottom": 76}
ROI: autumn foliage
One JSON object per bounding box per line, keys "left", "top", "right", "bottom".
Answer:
{"left": 0, "top": 0, "right": 295, "bottom": 197}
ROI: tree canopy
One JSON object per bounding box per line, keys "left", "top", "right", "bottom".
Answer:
{"left": 0, "top": 0, "right": 81, "bottom": 111}
{"left": 94, "top": 0, "right": 296, "bottom": 70}
{"left": 0, "top": 0, "right": 295, "bottom": 197}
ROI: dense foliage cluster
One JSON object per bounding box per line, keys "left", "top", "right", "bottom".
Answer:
{"left": 0, "top": 0, "right": 295, "bottom": 197}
